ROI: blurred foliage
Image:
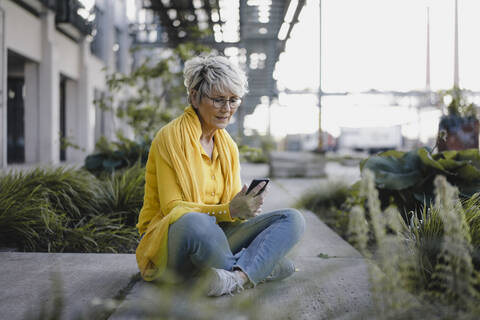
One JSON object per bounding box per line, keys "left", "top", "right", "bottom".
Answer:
{"left": 59, "top": 135, "right": 85, "bottom": 153}
{"left": 346, "top": 172, "right": 480, "bottom": 318}
{"left": 96, "top": 42, "right": 212, "bottom": 139}
{"left": 0, "top": 165, "right": 144, "bottom": 253}
{"left": 88, "top": 42, "right": 211, "bottom": 174}
{"left": 238, "top": 145, "right": 267, "bottom": 163}
{"left": 440, "top": 86, "right": 477, "bottom": 118}
{"left": 237, "top": 132, "right": 276, "bottom": 163}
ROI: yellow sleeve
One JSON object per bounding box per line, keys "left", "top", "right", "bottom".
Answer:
{"left": 232, "top": 144, "right": 243, "bottom": 196}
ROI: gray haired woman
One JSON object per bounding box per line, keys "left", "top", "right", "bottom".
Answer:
{"left": 135, "top": 54, "right": 305, "bottom": 296}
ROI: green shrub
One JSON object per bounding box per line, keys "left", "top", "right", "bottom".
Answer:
{"left": 0, "top": 167, "right": 101, "bottom": 251}
{"left": 0, "top": 166, "right": 144, "bottom": 253}
{"left": 84, "top": 134, "right": 150, "bottom": 175}
{"left": 62, "top": 215, "right": 138, "bottom": 253}
{"left": 99, "top": 163, "right": 146, "bottom": 227}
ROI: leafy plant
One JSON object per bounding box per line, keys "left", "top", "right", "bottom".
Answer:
{"left": 360, "top": 147, "right": 480, "bottom": 214}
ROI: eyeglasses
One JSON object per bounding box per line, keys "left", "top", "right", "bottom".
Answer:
{"left": 205, "top": 95, "right": 242, "bottom": 109}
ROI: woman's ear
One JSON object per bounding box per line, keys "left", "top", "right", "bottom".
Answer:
{"left": 190, "top": 89, "right": 198, "bottom": 109}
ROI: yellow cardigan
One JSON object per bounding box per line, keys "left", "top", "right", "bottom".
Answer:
{"left": 135, "top": 106, "right": 242, "bottom": 281}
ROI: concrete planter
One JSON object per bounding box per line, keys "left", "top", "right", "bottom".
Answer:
{"left": 269, "top": 151, "right": 326, "bottom": 178}
{"left": 438, "top": 115, "right": 479, "bottom": 151}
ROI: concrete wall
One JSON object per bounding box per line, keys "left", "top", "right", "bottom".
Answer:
{"left": 0, "top": 7, "right": 5, "bottom": 168}
{"left": 38, "top": 10, "right": 60, "bottom": 164}
{"left": 89, "top": 56, "right": 107, "bottom": 90}
{"left": 57, "top": 33, "right": 79, "bottom": 79}
{"left": 0, "top": 0, "right": 134, "bottom": 167}
{"left": 3, "top": 0, "right": 41, "bottom": 62}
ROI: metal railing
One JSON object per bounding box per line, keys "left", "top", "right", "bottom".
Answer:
{"left": 33, "top": 0, "right": 93, "bottom": 35}
{"left": 37, "top": 0, "right": 56, "bottom": 10}
{"left": 54, "top": 0, "right": 93, "bottom": 35}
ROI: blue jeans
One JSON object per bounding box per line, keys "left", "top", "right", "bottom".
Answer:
{"left": 166, "top": 208, "right": 305, "bottom": 285}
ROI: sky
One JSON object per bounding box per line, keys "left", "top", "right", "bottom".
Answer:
{"left": 245, "top": 0, "right": 480, "bottom": 142}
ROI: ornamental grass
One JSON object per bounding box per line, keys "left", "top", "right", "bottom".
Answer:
{"left": 0, "top": 165, "right": 145, "bottom": 253}
{"left": 301, "top": 170, "right": 480, "bottom": 318}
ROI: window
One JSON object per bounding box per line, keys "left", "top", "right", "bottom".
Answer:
{"left": 59, "top": 77, "right": 67, "bottom": 161}
{"left": 90, "top": 6, "right": 105, "bottom": 61}
{"left": 114, "top": 27, "right": 122, "bottom": 71}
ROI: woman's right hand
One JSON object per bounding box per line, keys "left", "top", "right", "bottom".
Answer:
{"left": 229, "top": 182, "right": 268, "bottom": 220}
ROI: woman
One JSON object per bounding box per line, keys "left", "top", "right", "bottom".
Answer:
{"left": 135, "top": 54, "right": 305, "bottom": 296}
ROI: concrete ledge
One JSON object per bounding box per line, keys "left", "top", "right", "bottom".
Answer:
{"left": 0, "top": 253, "right": 138, "bottom": 320}
{"left": 113, "top": 163, "right": 372, "bottom": 320}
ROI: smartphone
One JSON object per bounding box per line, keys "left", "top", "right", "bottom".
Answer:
{"left": 246, "top": 178, "right": 270, "bottom": 196}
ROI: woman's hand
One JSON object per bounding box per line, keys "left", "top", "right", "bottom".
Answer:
{"left": 229, "top": 182, "right": 268, "bottom": 220}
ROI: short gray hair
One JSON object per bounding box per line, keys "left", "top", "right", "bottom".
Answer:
{"left": 183, "top": 54, "right": 248, "bottom": 105}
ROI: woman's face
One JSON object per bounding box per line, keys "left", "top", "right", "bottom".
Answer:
{"left": 193, "top": 89, "right": 240, "bottom": 132}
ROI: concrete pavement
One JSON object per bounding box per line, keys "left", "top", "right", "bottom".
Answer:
{"left": 0, "top": 253, "right": 138, "bottom": 320}
{"left": 0, "top": 162, "right": 372, "bottom": 319}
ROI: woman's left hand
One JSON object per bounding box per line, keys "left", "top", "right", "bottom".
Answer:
{"left": 229, "top": 182, "right": 269, "bottom": 220}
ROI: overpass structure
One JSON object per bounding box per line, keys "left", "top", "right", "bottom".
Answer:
{"left": 132, "top": 0, "right": 306, "bottom": 138}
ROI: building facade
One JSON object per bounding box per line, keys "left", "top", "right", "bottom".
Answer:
{"left": 0, "top": 0, "right": 134, "bottom": 168}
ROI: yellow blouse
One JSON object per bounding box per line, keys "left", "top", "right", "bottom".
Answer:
{"left": 137, "top": 135, "right": 237, "bottom": 235}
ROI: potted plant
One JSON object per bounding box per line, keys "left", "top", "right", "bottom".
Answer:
{"left": 437, "top": 86, "right": 479, "bottom": 151}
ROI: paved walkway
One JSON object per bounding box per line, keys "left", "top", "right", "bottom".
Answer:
{"left": 0, "top": 162, "right": 372, "bottom": 319}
